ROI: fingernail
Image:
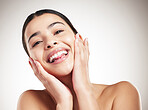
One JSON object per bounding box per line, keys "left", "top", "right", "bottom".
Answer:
{"left": 79, "top": 35, "right": 83, "bottom": 40}
{"left": 86, "top": 38, "right": 88, "bottom": 45}
{"left": 29, "top": 57, "right": 36, "bottom": 66}
{"left": 29, "top": 57, "right": 33, "bottom": 64}
{"left": 28, "top": 60, "right": 33, "bottom": 68}
{"left": 86, "top": 38, "right": 88, "bottom": 41}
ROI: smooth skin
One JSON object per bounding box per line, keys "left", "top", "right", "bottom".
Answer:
{"left": 17, "top": 14, "right": 141, "bottom": 110}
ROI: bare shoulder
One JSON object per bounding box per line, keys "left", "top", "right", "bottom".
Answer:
{"left": 93, "top": 81, "right": 141, "bottom": 110}
{"left": 111, "top": 81, "right": 139, "bottom": 94}
{"left": 105, "top": 81, "right": 139, "bottom": 96}
{"left": 17, "top": 90, "right": 55, "bottom": 110}
{"left": 111, "top": 81, "right": 141, "bottom": 110}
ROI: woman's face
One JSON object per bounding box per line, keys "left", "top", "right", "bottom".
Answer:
{"left": 25, "top": 14, "right": 75, "bottom": 77}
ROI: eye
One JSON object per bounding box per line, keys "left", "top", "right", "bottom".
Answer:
{"left": 32, "top": 41, "right": 42, "bottom": 47}
{"left": 54, "top": 30, "right": 64, "bottom": 35}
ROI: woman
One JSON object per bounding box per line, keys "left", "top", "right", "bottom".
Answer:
{"left": 17, "top": 9, "right": 140, "bottom": 110}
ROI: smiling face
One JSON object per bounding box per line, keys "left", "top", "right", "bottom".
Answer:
{"left": 24, "top": 14, "right": 75, "bottom": 77}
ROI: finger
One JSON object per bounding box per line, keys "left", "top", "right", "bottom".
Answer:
{"left": 75, "top": 33, "right": 85, "bottom": 53}
{"left": 34, "top": 60, "right": 66, "bottom": 87}
{"left": 33, "top": 60, "right": 56, "bottom": 84}
{"left": 29, "top": 57, "right": 39, "bottom": 74}
{"left": 29, "top": 57, "right": 63, "bottom": 86}
{"left": 76, "top": 33, "right": 84, "bottom": 46}
{"left": 80, "top": 38, "right": 90, "bottom": 83}
{"left": 74, "top": 34, "right": 81, "bottom": 66}
{"left": 34, "top": 60, "right": 72, "bottom": 98}
{"left": 84, "top": 38, "right": 90, "bottom": 60}
{"left": 29, "top": 58, "right": 72, "bottom": 102}
{"left": 83, "top": 38, "right": 90, "bottom": 68}
{"left": 29, "top": 57, "right": 46, "bottom": 83}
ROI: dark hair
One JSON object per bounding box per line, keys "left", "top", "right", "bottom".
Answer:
{"left": 22, "top": 9, "right": 78, "bottom": 56}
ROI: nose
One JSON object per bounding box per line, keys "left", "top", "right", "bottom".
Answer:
{"left": 45, "top": 40, "right": 58, "bottom": 49}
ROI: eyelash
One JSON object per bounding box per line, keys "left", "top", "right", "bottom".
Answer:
{"left": 54, "top": 30, "right": 64, "bottom": 35}
{"left": 32, "top": 30, "right": 64, "bottom": 48}
{"left": 32, "top": 41, "right": 42, "bottom": 47}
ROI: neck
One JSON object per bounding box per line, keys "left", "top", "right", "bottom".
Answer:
{"left": 57, "top": 73, "right": 79, "bottom": 110}
{"left": 57, "top": 73, "right": 74, "bottom": 92}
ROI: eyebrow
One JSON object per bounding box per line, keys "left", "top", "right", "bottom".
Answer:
{"left": 28, "top": 21, "right": 65, "bottom": 43}
{"left": 47, "top": 21, "right": 64, "bottom": 29}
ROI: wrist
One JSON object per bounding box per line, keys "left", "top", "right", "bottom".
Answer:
{"left": 58, "top": 93, "right": 73, "bottom": 102}
{"left": 74, "top": 83, "right": 92, "bottom": 94}
{"left": 56, "top": 98, "right": 73, "bottom": 110}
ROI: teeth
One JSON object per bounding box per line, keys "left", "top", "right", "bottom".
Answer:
{"left": 49, "top": 50, "right": 68, "bottom": 63}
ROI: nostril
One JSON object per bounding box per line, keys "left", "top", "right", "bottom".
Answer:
{"left": 47, "top": 45, "right": 51, "bottom": 48}
{"left": 46, "top": 42, "right": 57, "bottom": 49}
{"left": 54, "top": 42, "right": 57, "bottom": 45}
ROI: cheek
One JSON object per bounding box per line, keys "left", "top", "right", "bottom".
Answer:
{"left": 29, "top": 48, "right": 43, "bottom": 61}
{"left": 61, "top": 34, "right": 75, "bottom": 51}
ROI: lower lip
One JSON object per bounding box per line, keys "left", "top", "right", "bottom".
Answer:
{"left": 51, "top": 52, "right": 69, "bottom": 64}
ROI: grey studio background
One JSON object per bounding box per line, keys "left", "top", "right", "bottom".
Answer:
{"left": 0, "top": 0, "right": 147, "bottom": 110}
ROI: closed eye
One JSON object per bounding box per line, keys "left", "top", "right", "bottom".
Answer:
{"left": 32, "top": 41, "right": 43, "bottom": 47}
{"left": 54, "top": 30, "right": 64, "bottom": 35}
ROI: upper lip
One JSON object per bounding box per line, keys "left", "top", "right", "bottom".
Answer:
{"left": 47, "top": 47, "right": 69, "bottom": 62}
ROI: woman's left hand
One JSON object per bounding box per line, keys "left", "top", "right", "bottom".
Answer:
{"left": 72, "top": 33, "right": 91, "bottom": 92}
{"left": 72, "top": 33, "right": 100, "bottom": 110}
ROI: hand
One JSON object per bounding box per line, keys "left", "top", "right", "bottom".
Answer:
{"left": 29, "top": 58, "right": 73, "bottom": 109}
{"left": 72, "top": 34, "right": 100, "bottom": 110}
{"left": 72, "top": 33, "right": 91, "bottom": 92}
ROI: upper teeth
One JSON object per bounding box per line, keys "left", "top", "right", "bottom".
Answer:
{"left": 50, "top": 50, "right": 68, "bottom": 62}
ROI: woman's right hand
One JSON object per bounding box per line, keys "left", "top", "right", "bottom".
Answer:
{"left": 29, "top": 57, "right": 73, "bottom": 110}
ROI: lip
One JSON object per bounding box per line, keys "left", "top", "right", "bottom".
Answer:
{"left": 47, "top": 47, "right": 69, "bottom": 64}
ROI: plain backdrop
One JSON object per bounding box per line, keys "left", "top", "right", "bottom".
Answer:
{"left": 0, "top": 0, "right": 147, "bottom": 109}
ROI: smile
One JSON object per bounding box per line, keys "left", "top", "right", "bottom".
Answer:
{"left": 47, "top": 48, "right": 69, "bottom": 64}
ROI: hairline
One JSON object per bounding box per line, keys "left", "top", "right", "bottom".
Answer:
{"left": 22, "top": 9, "right": 78, "bottom": 56}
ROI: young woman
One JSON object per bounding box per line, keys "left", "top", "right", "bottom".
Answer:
{"left": 17, "top": 9, "right": 141, "bottom": 110}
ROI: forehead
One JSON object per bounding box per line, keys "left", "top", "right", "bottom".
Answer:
{"left": 25, "top": 13, "right": 69, "bottom": 39}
